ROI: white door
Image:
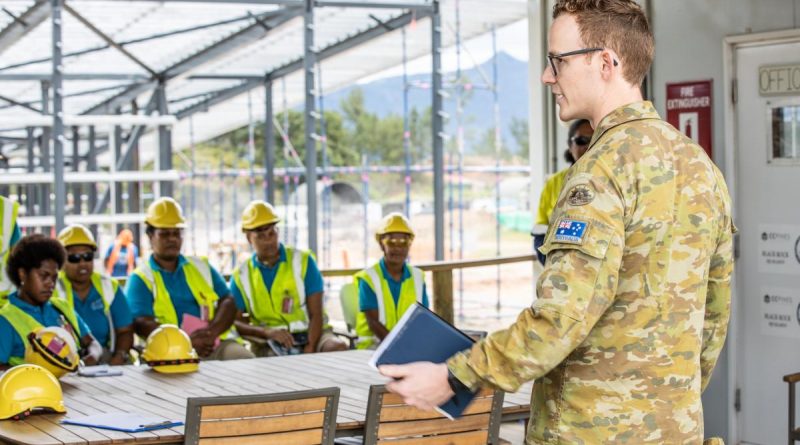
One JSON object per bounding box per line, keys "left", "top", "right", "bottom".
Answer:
{"left": 734, "top": 37, "right": 800, "bottom": 445}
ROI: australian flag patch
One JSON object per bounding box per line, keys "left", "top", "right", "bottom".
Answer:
{"left": 554, "top": 219, "right": 588, "bottom": 244}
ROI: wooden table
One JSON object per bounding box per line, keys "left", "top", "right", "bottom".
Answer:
{"left": 0, "top": 350, "right": 532, "bottom": 444}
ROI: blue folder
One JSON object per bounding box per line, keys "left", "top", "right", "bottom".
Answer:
{"left": 369, "top": 303, "right": 476, "bottom": 419}
{"left": 61, "top": 413, "right": 183, "bottom": 432}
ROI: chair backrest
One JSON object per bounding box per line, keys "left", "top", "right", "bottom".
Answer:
{"left": 339, "top": 283, "right": 359, "bottom": 331}
{"left": 361, "top": 385, "right": 503, "bottom": 445}
{"left": 184, "top": 387, "right": 339, "bottom": 445}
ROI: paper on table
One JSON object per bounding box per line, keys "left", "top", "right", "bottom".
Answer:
{"left": 61, "top": 412, "right": 182, "bottom": 432}
{"left": 181, "top": 313, "right": 220, "bottom": 348}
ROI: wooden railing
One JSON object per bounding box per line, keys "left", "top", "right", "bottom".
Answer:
{"left": 114, "top": 254, "right": 537, "bottom": 324}
{"left": 321, "top": 254, "right": 537, "bottom": 323}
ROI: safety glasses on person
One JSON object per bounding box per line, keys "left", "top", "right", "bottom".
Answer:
{"left": 66, "top": 252, "right": 94, "bottom": 264}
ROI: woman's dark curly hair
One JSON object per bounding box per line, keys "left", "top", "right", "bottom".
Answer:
{"left": 6, "top": 234, "right": 66, "bottom": 287}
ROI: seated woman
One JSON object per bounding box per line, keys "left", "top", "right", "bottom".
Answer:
{"left": 56, "top": 225, "right": 134, "bottom": 365}
{"left": 0, "top": 234, "right": 101, "bottom": 372}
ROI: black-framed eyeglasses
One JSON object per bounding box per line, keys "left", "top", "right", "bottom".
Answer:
{"left": 67, "top": 252, "right": 94, "bottom": 264}
{"left": 547, "top": 47, "right": 604, "bottom": 77}
{"left": 570, "top": 135, "right": 591, "bottom": 146}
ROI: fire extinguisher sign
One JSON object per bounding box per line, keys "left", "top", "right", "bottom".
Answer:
{"left": 665, "top": 79, "right": 713, "bottom": 159}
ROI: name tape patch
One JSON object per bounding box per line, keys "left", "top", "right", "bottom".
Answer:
{"left": 554, "top": 219, "right": 588, "bottom": 244}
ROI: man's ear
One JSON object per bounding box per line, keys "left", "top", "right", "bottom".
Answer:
{"left": 600, "top": 50, "right": 618, "bottom": 79}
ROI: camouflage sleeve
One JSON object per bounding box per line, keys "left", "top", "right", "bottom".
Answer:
{"left": 448, "top": 164, "right": 626, "bottom": 393}
{"left": 700, "top": 215, "right": 735, "bottom": 392}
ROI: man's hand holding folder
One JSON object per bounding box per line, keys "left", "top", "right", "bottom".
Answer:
{"left": 380, "top": 362, "right": 454, "bottom": 411}
{"left": 370, "top": 303, "right": 478, "bottom": 418}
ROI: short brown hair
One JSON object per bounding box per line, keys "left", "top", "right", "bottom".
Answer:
{"left": 553, "top": 0, "right": 653, "bottom": 87}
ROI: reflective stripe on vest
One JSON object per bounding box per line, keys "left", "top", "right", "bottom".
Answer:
{"left": 355, "top": 263, "right": 424, "bottom": 349}
{"left": 0, "top": 298, "right": 82, "bottom": 365}
{"left": 54, "top": 272, "right": 118, "bottom": 351}
{"left": 234, "top": 248, "right": 311, "bottom": 333}
{"left": 133, "top": 256, "right": 238, "bottom": 342}
{"left": 0, "top": 197, "right": 19, "bottom": 298}
{"left": 134, "top": 256, "right": 217, "bottom": 326}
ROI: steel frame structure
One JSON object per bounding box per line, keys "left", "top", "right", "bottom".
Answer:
{"left": 0, "top": 0, "right": 444, "bottom": 257}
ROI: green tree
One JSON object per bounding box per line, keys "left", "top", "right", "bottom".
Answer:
{"left": 340, "top": 88, "right": 405, "bottom": 165}
{"left": 510, "top": 116, "right": 529, "bottom": 159}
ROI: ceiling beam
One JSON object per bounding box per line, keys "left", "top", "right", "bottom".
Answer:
{"left": 0, "top": 1, "right": 50, "bottom": 56}
{"left": 175, "top": 9, "right": 429, "bottom": 121}
{"left": 81, "top": 6, "right": 301, "bottom": 115}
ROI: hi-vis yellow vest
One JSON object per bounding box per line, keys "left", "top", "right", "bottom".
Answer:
{"left": 133, "top": 256, "right": 236, "bottom": 341}
{"left": 354, "top": 263, "right": 423, "bottom": 350}
{"left": 54, "top": 271, "right": 119, "bottom": 349}
{"left": 232, "top": 248, "right": 317, "bottom": 333}
{"left": 0, "top": 297, "right": 82, "bottom": 366}
{"left": 0, "top": 196, "right": 20, "bottom": 303}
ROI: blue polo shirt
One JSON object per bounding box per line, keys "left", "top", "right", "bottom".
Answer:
{"left": 125, "top": 255, "right": 244, "bottom": 323}
{"left": 230, "top": 245, "right": 324, "bottom": 303}
{"left": 0, "top": 292, "right": 92, "bottom": 365}
{"left": 71, "top": 284, "right": 133, "bottom": 348}
{"left": 103, "top": 244, "right": 139, "bottom": 277}
{"left": 358, "top": 259, "right": 429, "bottom": 311}
{"left": 10, "top": 223, "right": 20, "bottom": 246}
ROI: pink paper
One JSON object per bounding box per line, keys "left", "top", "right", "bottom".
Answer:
{"left": 180, "top": 313, "right": 220, "bottom": 348}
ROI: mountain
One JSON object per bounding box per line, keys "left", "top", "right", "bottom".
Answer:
{"left": 321, "top": 52, "right": 530, "bottom": 154}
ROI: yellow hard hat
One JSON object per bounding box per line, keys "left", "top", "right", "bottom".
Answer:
{"left": 24, "top": 326, "right": 80, "bottom": 379}
{"left": 57, "top": 224, "right": 97, "bottom": 249}
{"left": 241, "top": 200, "right": 280, "bottom": 231}
{"left": 0, "top": 364, "right": 66, "bottom": 420}
{"left": 141, "top": 325, "right": 199, "bottom": 374}
{"left": 145, "top": 197, "right": 186, "bottom": 229}
{"left": 375, "top": 212, "right": 415, "bottom": 243}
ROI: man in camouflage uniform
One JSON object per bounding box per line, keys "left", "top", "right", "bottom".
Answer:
{"left": 379, "top": 1, "right": 735, "bottom": 444}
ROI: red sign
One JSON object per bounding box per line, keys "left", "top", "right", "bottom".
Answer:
{"left": 666, "top": 80, "right": 713, "bottom": 158}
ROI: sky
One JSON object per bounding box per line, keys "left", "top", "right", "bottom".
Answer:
{"left": 359, "top": 18, "right": 529, "bottom": 83}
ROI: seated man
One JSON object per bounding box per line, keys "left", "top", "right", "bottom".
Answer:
{"left": 0, "top": 235, "right": 101, "bottom": 371}
{"left": 55, "top": 224, "right": 134, "bottom": 365}
{"left": 231, "top": 200, "right": 347, "bottom": 356}
{"left": 126, "top": 197, "right": 254, "bottom": 361}
{"left": 355, "top": 213, "right": 429, "bottom": 350}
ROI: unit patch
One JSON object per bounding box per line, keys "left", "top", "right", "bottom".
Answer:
{"left": 554, "top": 219, "right": 588, "bottom": 244}
{"left": 566, "top": 184, "right": 595, "bottom": 206}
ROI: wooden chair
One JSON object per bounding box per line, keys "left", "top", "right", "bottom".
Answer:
{"left": 338, "top": 384, "right": 503, "bottom": 445}
{"left": 785, "top": 372, "right": 800, "bottom": 444}
{"left": 184, "top": 387, "right": 340, "bottom": 445}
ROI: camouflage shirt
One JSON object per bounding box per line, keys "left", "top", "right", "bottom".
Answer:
{"left": 448, "top": 102, "right": 735, "bottom": 444}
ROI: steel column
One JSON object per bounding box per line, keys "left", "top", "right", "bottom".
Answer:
{"left": 264, "top": 79, "right": 275, "bottom": 204}
{"left": 51, "top": 0, "right": 66, "bottom": 232}
{"left": 156, "top": 81, "right": 173, "bottom": 196}
{"left": 431, "top": 0, "right": 444, "bottom": 261}
{"left": 114, "top": 121, "right": 124, "bottom": 231}
{"left": 303, "top": 0, "right": 317, "bottom": 252}
{"left": 87, "top": 125, "right": 98, "bottom": 237}
{"left": 40, "top": 81, "right": 51, "bottom": 221}
{"left": 71, "top": 126, "right": 81, "bottom": 214}
{"left": 25, "top": 127, "right": 35, "bottom": 215}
